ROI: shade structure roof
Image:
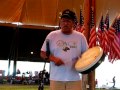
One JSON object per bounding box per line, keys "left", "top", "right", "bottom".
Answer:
{"left": 0, "top": 0, "right": 84, "bottom": 26}
{"left": 0, "top": 0, "right": 120, "bottom": 27}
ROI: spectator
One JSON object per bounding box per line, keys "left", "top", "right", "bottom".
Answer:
{"left": 112, "top": 76, "right": 115, "bottom": 88}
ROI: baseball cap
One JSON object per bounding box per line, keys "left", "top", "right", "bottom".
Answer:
{"left": 61, "top": 9, "right": 78, "bottom": 24}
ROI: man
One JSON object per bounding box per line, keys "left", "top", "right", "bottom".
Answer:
{"left": 112, "top": 76, "right": 115, "bottom": 88}
{"left": 40, "top": 9, "right": 88, "bottom": 90}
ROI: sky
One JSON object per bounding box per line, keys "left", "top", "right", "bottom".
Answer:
{"left": 0, "top": 60, "right": 50, "bottom": 76}
{"left": 0, "top": 57, "right": 120, "bottom": 89}
{"left": 95, "top": 56, "right": 120, "bottom": 88}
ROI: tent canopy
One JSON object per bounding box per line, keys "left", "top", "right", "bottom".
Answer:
{"left": 0, "top": 0, "right": 120, "bottom": 27}
{"left": 0, "top": 0, "right": 84, "bottom": 27}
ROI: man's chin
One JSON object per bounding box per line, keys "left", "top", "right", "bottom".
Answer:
{"left": 62, "top": 30, "right": 72, "bottom": 34}
{"left": 63, "top": 27, "right": 69, "bottom": 29}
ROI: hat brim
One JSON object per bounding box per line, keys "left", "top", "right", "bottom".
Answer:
{"left": 61, "top": 14, "right": 73, "bottom": 19}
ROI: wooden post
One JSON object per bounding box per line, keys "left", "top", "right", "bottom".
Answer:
{"left": 88, "top": 71, "right": 95, "bottom": 90}
{"left": 83, "top": 0, "right": 90, "bottom": 41}
{"left": 88, "top": 0, "right": 96, "bottom": 90}
{"left": 82, "top": 0, "right": 90, "bottom": 90}
{"left": 82, "top": 0, "right": 96, "bottom": 90}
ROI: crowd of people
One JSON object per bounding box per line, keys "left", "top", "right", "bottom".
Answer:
{"left": 4, "top": 69, "right": 50, "bottom": 85}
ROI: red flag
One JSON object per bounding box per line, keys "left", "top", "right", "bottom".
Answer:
{"left": 89, "top": 7, "right": 97, "bottom": 48}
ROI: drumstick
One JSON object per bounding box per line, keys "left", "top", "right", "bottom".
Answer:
{"left": 46, "top": 39, "right": 50, "bottom": 58}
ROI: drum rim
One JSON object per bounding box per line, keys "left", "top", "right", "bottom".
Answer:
{"left": 75, "top": 46, "right": 103, "bottom": 72}
{"left": 81, "top": 53, "right": 105, "bottom": 74}
{"left": 78, "top": 49, "right": 103, "bottom": 72}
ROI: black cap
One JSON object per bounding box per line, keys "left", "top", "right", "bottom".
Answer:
{"left": 61, "top": 9, "right": 78, "bottom": 24}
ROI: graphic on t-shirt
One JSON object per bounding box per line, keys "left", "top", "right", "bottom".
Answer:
{"left": 56, "top": 40, "right": 77, "bottom": 52}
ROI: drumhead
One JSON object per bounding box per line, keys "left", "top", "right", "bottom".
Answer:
{"left": 75, "top": 46, "right": 105, "bottom": 74}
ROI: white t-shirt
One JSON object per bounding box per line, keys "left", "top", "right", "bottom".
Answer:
{"left": 41, "top": 30, "right": 88, "bottom": 81}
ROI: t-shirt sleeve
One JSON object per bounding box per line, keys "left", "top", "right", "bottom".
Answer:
{"left": 41, "top": 38, "right": 47, "bottom": 52}
{"left": 40, "top": 31, "right": 53, "bottom": 52}
{"left": 81, "top": 34, "right": 88, "bottom": 54}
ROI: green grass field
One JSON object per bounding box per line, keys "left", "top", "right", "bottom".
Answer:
{"left": 0, "top": 84, "right": 119, "bottom": 90}
{"left": 0, "top": 84, "right": 49, "bottom": 90}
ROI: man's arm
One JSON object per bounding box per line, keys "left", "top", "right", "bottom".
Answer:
{"left": 40, "top": 51, "right": 64, "bottom": 66}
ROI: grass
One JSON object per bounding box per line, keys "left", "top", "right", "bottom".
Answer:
{"left": 0, "top": 84, "right": 49, "bottom": 90}
{"left": 96, "top": 88, "right": 120, "bottom": 90}
{"left": 0, "top": 84, "right": 120, "bottom": 90}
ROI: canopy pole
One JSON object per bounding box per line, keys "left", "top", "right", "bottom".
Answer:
{"left": 13, "top": 26, "right": 19, "bottom": 77}
{"left": 8, "top": 59, "right": 11, "bottom": 76}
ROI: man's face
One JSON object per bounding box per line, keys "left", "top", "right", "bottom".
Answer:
{"left": 60, "top": 18, "right": 74, "bottom": 34}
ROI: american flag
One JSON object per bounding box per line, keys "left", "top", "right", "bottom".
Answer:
{"left": 89, "top": 7, "right": 96, "bottom": 48}
{"left": 115, "top": 17, "right": 120, "bottom": 58}
{"left": 117, "top": 16, "right": 120, "bottom": 40}
{"left": 76, "top": 7, "right": 85, "bottom": 33}
{"left": 102, "top": 12, "right": 109, "bottom": 54}
{"left": 108, "top": 16, "right": 120, "bottom": 63}
{"left": 97, "top": 15, "right": 104, "bottom": 47}
{"left": 104, "top": 11, "right": 109, "bottom": 30}
{"left": 108, "top": 17, "right": 117, "bottom": 62}
{"left": 117, "top": 16, "right": 120, "bottom": 46}
{"left": 108, "top": 17, "right": 117, "bottom": 41}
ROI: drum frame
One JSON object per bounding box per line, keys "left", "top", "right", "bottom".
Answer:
{"left": 81, "top": 53, "right": 105, "bottom": 74}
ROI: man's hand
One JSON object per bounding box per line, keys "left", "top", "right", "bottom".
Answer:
{"left": 40, "top": 51, "right": 64, "bottom": 66}
{"left": 49, "top": 55, "right": 64, "bottom": 66}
